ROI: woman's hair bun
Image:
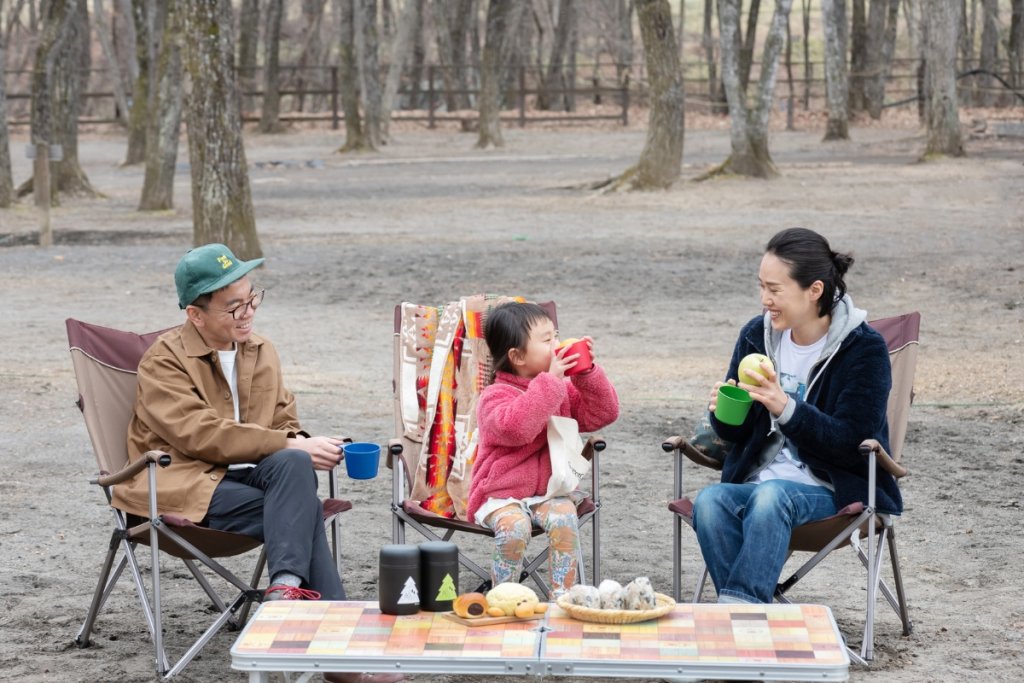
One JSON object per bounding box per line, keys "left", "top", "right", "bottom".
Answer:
{"left": 832, "top": 251, "right": 854, "bottom": 275}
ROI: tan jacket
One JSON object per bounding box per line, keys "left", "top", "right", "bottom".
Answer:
{"left": 114, "top": 320, "right": 304, "bottom": 522}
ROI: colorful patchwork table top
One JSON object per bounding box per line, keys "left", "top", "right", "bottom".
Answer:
{"left": 231, "top": 601, "right": 849, "bottom": 680}
{"left": 544, "top": 602, "right": 848, "bottom": 665}
{"left": 232, "top": 601, "right": 538, "bottom": 661}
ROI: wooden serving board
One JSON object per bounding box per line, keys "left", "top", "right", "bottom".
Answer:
{"left": 441, "top": 611, "right": 544, "bottom": 627}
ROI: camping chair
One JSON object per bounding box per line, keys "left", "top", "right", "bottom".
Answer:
{"left": 67, "top": 319, "right": 351, "bottom": 679}
{"left": 663, "top": 312, "right": 919, "bottom": 665}
{"left": 388, "top": 296, "right": 605, "bottom": 599}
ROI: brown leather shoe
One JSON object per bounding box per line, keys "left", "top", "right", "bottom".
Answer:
{"left": 322, "top": 673, "right": 405, "bottom": 683}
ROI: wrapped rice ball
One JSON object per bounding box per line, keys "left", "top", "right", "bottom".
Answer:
{"left": 623, "top": 576, "right": 657, "bottom": 611}
{"left": 597, "top": 579, "right": 624, "bottom": 610}
{"left": 566, "top": 584, "right": 600, "bottom": 608}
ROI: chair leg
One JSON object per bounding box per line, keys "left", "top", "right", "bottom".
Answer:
{"left": 75, "top": 535, "right": 123, "bottom": 647}
{"left": 164, "top": 590, "right": 251, "bottom": 679}
{"left": 183, "top": 558, "right": 229, "bottom": 613}
{"left": 887, "top": 529, "right": 913, "bottom": 636}
{"left": 672, "top": 514, "right": 682, "bottom": 602}
{"left": 692, "top": 565, "right": 709, "bottom": 604}
{"left": 237, "top": 548, "right": 268, "bottom": 626}
{"left": 590, "top": 503, "right": 601, "bottom": 585}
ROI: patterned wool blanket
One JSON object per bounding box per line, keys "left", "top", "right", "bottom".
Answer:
{"left": 396, "top": 294, "right": 523, "bottom": 520}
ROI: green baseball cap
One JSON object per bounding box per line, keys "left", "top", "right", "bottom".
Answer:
{"left": 174, "top": 243, "right": 265, "bottom": 309}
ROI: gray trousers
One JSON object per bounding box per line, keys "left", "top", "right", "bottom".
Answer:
{"left": 203, "top": 448, "right": 346, "bottom": 599}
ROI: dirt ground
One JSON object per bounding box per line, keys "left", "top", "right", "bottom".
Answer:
{"left": 0, "top": 112, "right": 1022, "bottom": 683}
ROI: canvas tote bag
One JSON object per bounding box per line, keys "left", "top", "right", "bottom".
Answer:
{"left": 544, "top": 415, "right": 590, "bottom": 499}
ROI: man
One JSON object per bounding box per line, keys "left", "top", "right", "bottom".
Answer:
{"left": 116, "top": 244, "right": 401, "bottom": 683}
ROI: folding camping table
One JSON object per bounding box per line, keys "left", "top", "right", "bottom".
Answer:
{"left": 231, "top": 601, "right": 850, "bottom": 682}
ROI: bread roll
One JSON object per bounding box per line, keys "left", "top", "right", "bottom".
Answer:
{"left": 453, "top": 592, "right": 488, "bottom": 618}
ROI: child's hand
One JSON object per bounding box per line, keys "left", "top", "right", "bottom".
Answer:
{"left": 579, "top": 336, "right": 596, "bottom": 364}
{"left": 550, "top": 343, "right": 580, "bottom": 379}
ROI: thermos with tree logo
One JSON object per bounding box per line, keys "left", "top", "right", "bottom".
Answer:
{"left": 418, "top": 541, "right": 459, "bottom": 612}
{"left": 378, "top": 544, "right": 420, "bottom": 615}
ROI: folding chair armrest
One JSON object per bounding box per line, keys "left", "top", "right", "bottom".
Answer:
{"left": 92, "top": 450, "right": 171, "bottom": 487}
{"left": 662, "top": 435, "right": 724, "bottom": 471}
{"left": 386, "top": 439, "right": 415, "bottom": 495}
{"left": 385, "top": 438, "right": 403, "bottom": 469}
{"left": 859, "top": 439, "right": 908, "bottom": 479}
{"left": 583, "top": 434, "right": 606, "bottom": 460}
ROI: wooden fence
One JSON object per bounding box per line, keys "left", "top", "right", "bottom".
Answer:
{"left": 2, "top": 59, "right": 1020, "bottom": 129}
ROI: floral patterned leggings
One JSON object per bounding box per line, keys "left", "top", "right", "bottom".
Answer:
{"left": 483, "top": 497, "right": 580, "bottom": 597}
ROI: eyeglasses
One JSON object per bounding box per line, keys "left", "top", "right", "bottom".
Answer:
{"left": 204, "top": 288, "right": 265, "bottom": 320}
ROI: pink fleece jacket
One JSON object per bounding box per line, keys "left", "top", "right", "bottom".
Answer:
{"left": 466, "top": 365, "right": 619, "bottom": 522}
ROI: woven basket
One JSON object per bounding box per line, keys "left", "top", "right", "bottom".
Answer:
{"left": 555, "top": 592, "right": 676, "bottom": 624}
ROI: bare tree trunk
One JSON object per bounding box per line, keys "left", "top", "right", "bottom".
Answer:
{"left": 619, "top": 0, "right": 683, "bottom": 190}
{"left": 237, "top": 0, "right": 260, "bottom": 113}
{"left": 1011, "top": 0, "right": 1024, "bottom": 89}
{"left": 801, "top": 0, "right": 810, "bottom": 110}
{"left": 122, "top": 0, "right": 154, "bottom": 166}
{"left": 865, "top": 0, "right": 900, "bottom": 118}
{"left": 296, "top": 0, "right": 328, "bottom": 112}
{"left": 565, "top": 4, "right": 576, "bottom": 111}
{"left": 450, "top": 0, "right": 474, "bottom": 109}
{"left": 335, "top": 0, "right": 370, "bottom": 151}
{"left": 849, "top": 0, "right": 867, "bottom": 111}
{"left": 50, "top": 0, "right": 99, "bottom": 197}
{"left": 960, "top": 0, "right": 975, "bottom": 71}
{"left": 477, "top": 0, "right": 526, "bottom": 149}
{"left": 978, "top": 0, "right": 998, "bottom": 106}
{"left": 116, "top": 0, "right": 140, "bottom": 83}
{"left": 738, "top": 0, "right": 760, "bottom": 92}
{"left": 538, "top": 0, "right": 575, "bottom": 111}
{"left": 356, "top": 0, "right": 382, "bottom": 146}
{"left": 260, "top": 0, "right": 284, "bottom": 132}
{"left": 30, "top": 0, "right": 74, "bottom": 186}
{"left": 617, "top": 0, "right": 634, "bottom": 89}
{"left": 784, "top": 10, "right": 794, "bottom": 131}
{"left": 431, "top": 0, "right": 460, "bottom": 111}
{"left": 712, "top": 0, "right": 793, "bottom": 179}
{"left": 139, "top": 0, "right": 183, "bottom": 211}
{"left": 903, "top": 0, "right": 921, "bottom": 60}
{"left": 182, "top": 0, "right": 262, "bottom": 258}
{"left": 922, "top": 0, "right": 964, "bottom": 158}
{"left": 408, "top": 0, "right": 426, "bottom": 108}
{"left": 703, "top": 0, "right": 725, "bottom": 114}
{"left": 93, "top": 0, "right": 131, "bottom": 125}
{"left": 381, "top": 0, "right": 420, "bottom": 139}
{"left": 0, "top": 0, "right": 13, "bottom": 208}
{"left": 822, "top": 0, "right": 850, "bottom": 140}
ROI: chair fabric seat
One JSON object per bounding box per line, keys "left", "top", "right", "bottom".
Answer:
{"left": 667, "top": 496, "right": 876, "bottom": 553}
{"left": 123, "top": 500, "right": 354, "bottom": 560}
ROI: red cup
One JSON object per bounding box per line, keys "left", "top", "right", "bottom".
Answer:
{"left": 559, "top": 339, "right": 593, "bottom": 376}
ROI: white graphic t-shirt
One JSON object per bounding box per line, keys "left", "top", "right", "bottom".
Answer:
{"left": 756, "top": 329, "right": 832, "bottom": 489}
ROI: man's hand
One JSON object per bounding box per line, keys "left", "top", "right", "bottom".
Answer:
{"left": 287, "top": 435, "right": 346, "bottom": 471}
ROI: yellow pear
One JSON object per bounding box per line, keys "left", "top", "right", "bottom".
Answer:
{"left": 738, "top": 353, "right": 774, "bottom": 386}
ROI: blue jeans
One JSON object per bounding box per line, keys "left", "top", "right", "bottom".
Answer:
{"left": 692, "top": 480, "right": 837, "bottom": 604}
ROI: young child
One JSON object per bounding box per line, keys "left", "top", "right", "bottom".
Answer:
{"left": 466, "top": 302, "right": 619, "bottom": 597}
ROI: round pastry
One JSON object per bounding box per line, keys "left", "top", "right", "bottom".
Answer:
{"left": 453, "top": 592, "right": 488, "bottom": 618}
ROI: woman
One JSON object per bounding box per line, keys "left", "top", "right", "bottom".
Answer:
{"left": 694, "top": 227, "right": 902, "bottom": 604}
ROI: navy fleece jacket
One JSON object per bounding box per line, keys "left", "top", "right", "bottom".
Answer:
{"left": 711, "top": 296, "right": 903, "bottom": 515}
